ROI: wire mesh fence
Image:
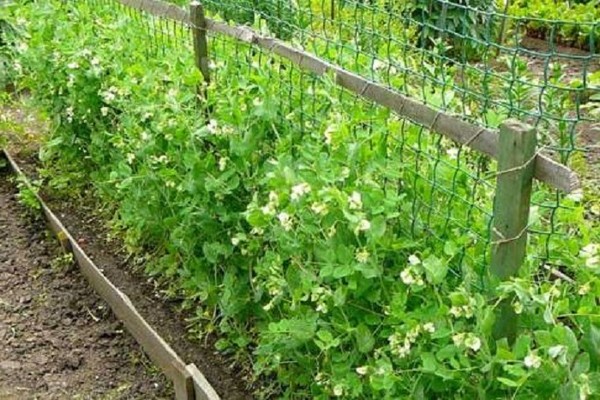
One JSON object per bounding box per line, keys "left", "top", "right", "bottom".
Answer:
{"left": 91, "top": 0, "right": 595, "bottom": 276}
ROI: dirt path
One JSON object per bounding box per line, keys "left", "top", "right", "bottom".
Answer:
{"left": 0, "top": 171, "right": 172, "bottom": 399}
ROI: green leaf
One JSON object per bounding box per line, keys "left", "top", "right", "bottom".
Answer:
{"left": 443, "top": 240, "right": 458, "bottom": 256}
{"left": 481, "top": 308, "right": 496, "bottom": 337}
{"left": 436, "top": 345, "right": 457, "bottom": 360}
{"left": 333, "top": 263, "right": 353, "bottom": 279}
{"left": 514, "top": 334, "right": 531, "bottom": 359}
{"left": 355, "top": 324, "right": 375, "bottom": 353}
{"left": 421, "top": 352, "right": 438, "bottom": 373}
{"left": 582, "top": 324, "right": 600, "bottom": 368}
{"left": 369, "top": 215, "right": 386, "bottom": 239}
{"left": 355, "top": 261, "right": 383, "bottom": 279}
{"left": 572, "top": 352, "right": 590, "bottom": 376}
{"left": 422, "top": 255, "right": 448, "bottom": 284}
{"left": 497, "top": 377, "right": 519, "bottom": 388}
{"left": 553, "top": 325, "right": 579, "bottom": 359}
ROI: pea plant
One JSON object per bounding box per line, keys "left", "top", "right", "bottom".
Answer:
{"left": 6, "top": 1, "right": 600, "bottom": 399}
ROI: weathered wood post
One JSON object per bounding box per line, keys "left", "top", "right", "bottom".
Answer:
{"left": 190, "top": 1, "right": 211, "bottom": 114}
{"left": 491, "top": 119, "right": 537, "bottom": 342}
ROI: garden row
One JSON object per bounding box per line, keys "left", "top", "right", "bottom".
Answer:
{"left": 2, "top": 1, "right": 599, "bottom": 399}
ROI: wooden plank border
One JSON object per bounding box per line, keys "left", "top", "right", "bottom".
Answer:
{"left": 112, "top": 0, "right": 579, "bottom": 193}
{"left": 1, "top": 150, "right": 220, "bottom": 400}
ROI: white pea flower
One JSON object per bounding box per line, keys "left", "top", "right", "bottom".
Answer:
{"left": 261, "top": 203, "right": 276, "bottom": 216}
{"left": 356, "top": 219, "right": 371, "bottom": 232}
{"left": 67, "top": 62, "right": 79, "bottom": 69}
{"left": 65, "top": 107, "right": 74, "bottom": 123}
{"left": 126, "top": 153, "right": 135, "bottom": 164}
{"left": 231, "top": 237, "right": 240, "bottom": 246}
{"left": 348, "top": 191, "right": 363, "bottom": 210}
{"left": 207, "top": 119, "right": 219, "bottom": 134}
{"left": 277, "top": 212, "right": 293, "bottom": 231}
{"left": 388, "top": 333, "right": 412, "bottom": 358}
{"left": 221, "top": 125, "right": 234, "bottom": 135}
{"left": 101, "top": 107, "right": 109, "bottom": 117}
{"left": 464, "top": 334, "right": 482, "bottom": 352}
{"left": 262, "top": 300, "right": 274, "bottom": 311}
{"left": 548, "top": 345, "right": 565, "bottom": 359}
{"left": 327, "top": 225, "right": 337, "bottom": 238}
{"left": 524, "top": 352, "right": 542, "bottom": 369}
{"left": 355, "top": 248, "right": 370, "bottom": 264}
{"left": 355, "top": 366, "right": 369, "bottom": 376}
{"left": 373, "top": 59, "right": 385, "bottom": 71}
{"left": 446, "top": 147, "right": 459, "bottom": 160}
{"left": 141, "top": 112, "right": 154, "bottom": 122}
{"left": 580, "top": 244, "right": 598, "bottom": 258}
{"left": 449, "top": 306, "right": 462, "bottom": 318}
{"left": 268, "top": 191, "right": 279, "bottom": 206}
{"left": 406, "top": 326, "right": 421, "bottom": 342}
{"left": 218, "top": 157, "right": 228, "bottom": 171}
{"left": 333, "top": 384, "right": 344, "bottom": 397}
{"left": 13, "top": 62, "right": 22, "bottom": 74}
{"left": 585, "top": 256, "right": 599, "bottom": 269}
{"left": 141, "top": 131, "right": 151, "bottom": 141}
{"left": 291, "top": 183, "right": 311, "bottom": 201}
{"left": 324, "top": 124, "right": 336, "bottom": 145}
{"left": 513, "top": 301, "right": 523, "bottom": 314}
{"left": 310, "top": 202, "right": 328, "bottom": 215}
{"left": 340, "top": 167, "right": 351, "bottom": 180}
{"left": 397, "top": 342, "right": 411, "bottom": 358}
{"left": 253, "top": 97, "right": 263, "bottom": 107}
{"left": 165, "top": 180, "right": 176, "bottom": 188}
{"left": 91, "top": 57, "right": 100, "bottom": 66}
{"left": 315, "top": 372, "right": 325, "bottom": 385}
{"left": 423, "top": 322, "right": 436, "bottom": 333}
{"left": 102, "top": 90, "right": 116, "bottom": 103}
{"left": 462, "top": 305, "right": 474, "bottom": 319}
{"left": 408, "top": 254, "right": 421, "bottom": 265}
{"left": 316, "top": 302, "right": 328, "bottom": 314}
{"left": 452, "top": 333, "right": 466, "bottom": 346}
{"left": 400, "top": 268, "right": 415, "bottom": 285}
{"left": 578, "top": 283, "right": 591, "bottom": 295}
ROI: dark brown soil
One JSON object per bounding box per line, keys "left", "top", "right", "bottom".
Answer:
{"left": 39, "top": 176, "right": 254, "bottom": 400}
{"left": 0, "top": 170, "right": 172, "bottom": 399}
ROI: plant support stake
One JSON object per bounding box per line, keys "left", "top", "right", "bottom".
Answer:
{"left": 490, "top": 120, "right": 537, "bottom": 342}
{"left": 190, "top": 1, "right": 210, "bottom": 112}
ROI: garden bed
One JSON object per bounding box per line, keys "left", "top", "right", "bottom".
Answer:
{"left": 1, "top": 103, "right": 254, "bottom": 398}
{"left": 0, "top": 168, "right": 172, "bottom": 399}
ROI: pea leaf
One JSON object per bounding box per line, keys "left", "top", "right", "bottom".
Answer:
{"left": 355, "top": 324, "right": 375, "bottom": 353}
{"left": 422, "top": 255, "right": 448, "bottom": 284}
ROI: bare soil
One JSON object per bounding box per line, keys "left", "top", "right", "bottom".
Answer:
{"left": 519, "top": 36, "right": 600, "bottom": 184}
{"left": 0, "top": 170, "right": 172, "bottom": 399}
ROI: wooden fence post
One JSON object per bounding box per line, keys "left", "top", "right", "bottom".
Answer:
{"left": 190, "top": 1, "right": 211, "bottom": 111}
{"left": 491, "top": 119, "right": 537, "bottom": 342}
